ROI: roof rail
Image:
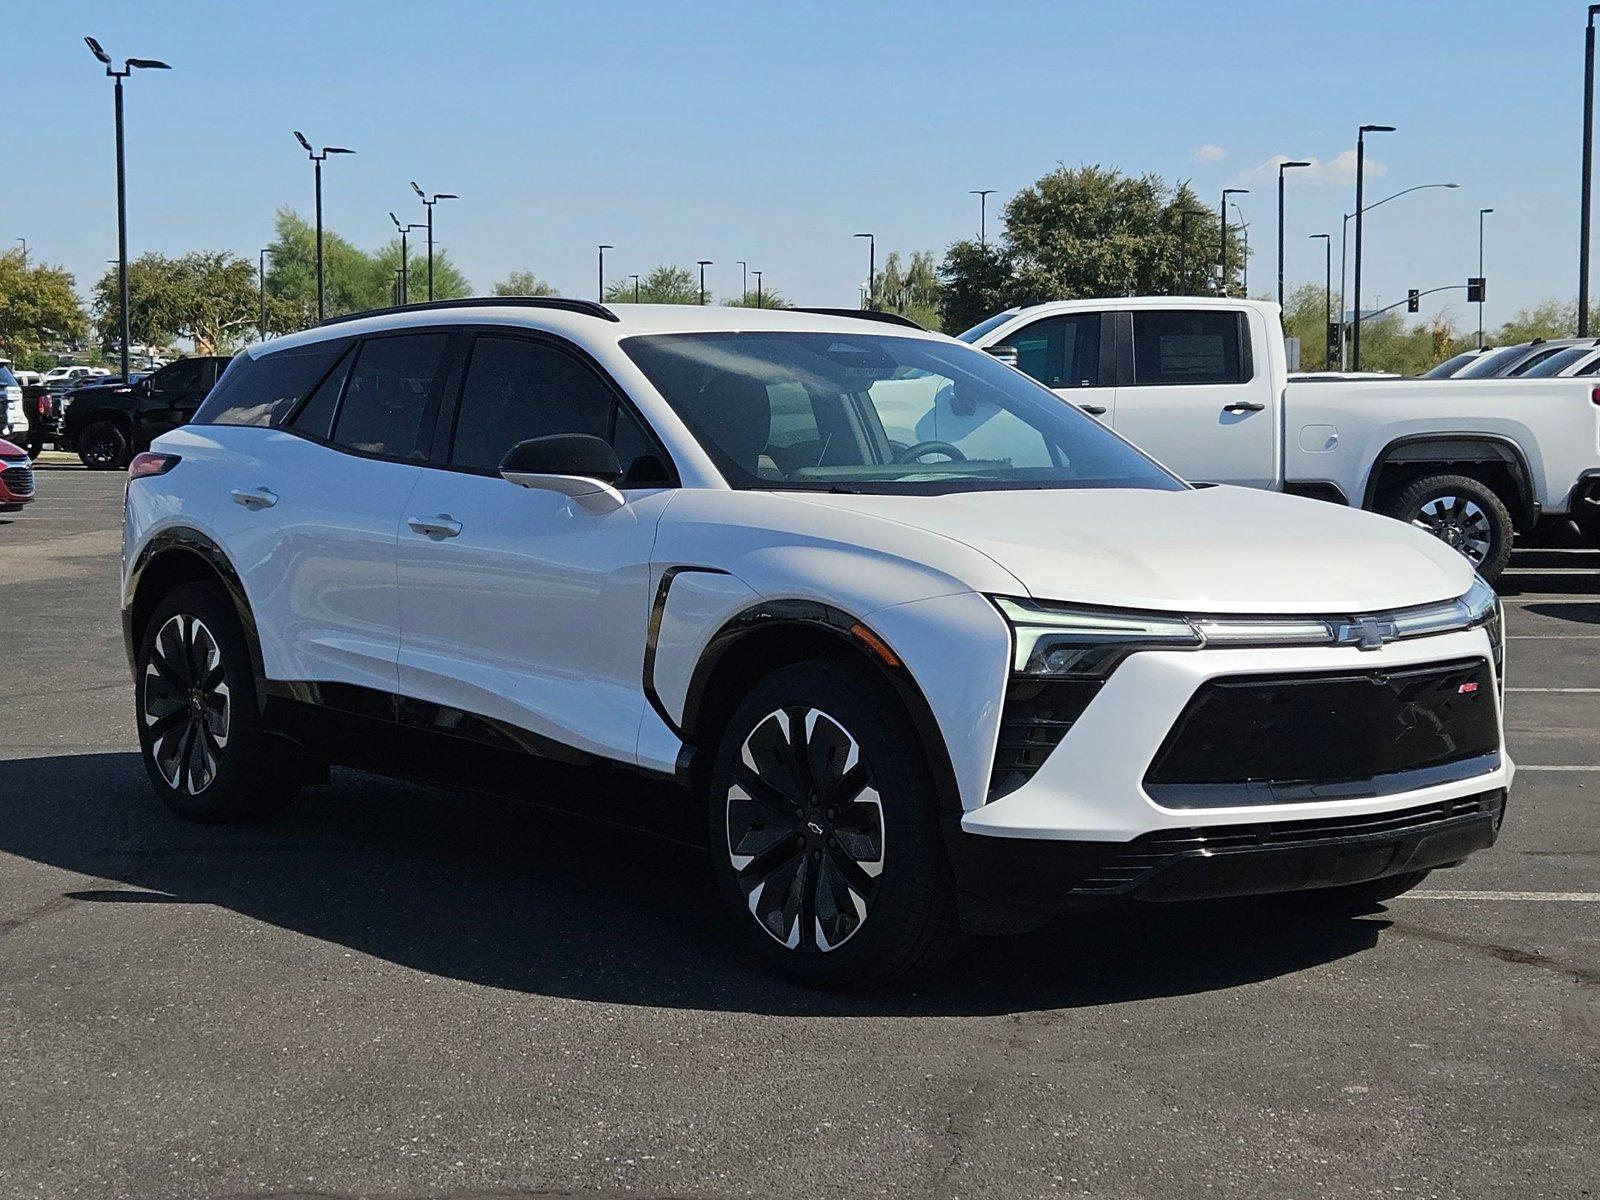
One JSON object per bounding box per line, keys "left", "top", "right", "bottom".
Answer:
{"left": 318, "top": 296, "right": 620, "bottom": 327}
{"left": 792, "top": 307, "right": 924, "bottom": 330}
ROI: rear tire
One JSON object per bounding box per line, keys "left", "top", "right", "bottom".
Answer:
{"left": 1382, "top": 473, "right": 1513, "bottom": 581}
{"left": 135, "top": 582, "right": 298, "bottom": 822}
{"left": 1295, "top": 868, "right": 1431, "bottom": 913}
{"left": 706, "top": 659, "right": 964, "bottom": 989}
{"left": 79, "top": 420, "right": 129, "bottom": 470}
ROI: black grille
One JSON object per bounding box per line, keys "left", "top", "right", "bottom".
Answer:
{"left": 1073, "top": 790, "right": 1504, "bottom": 894}
{"left": 1145, "top": 657, "right": 1500, "bottom": 808}
{"left": 0, "top": 463, "right": 33, "bottom": 497}
{"left": 988, "top": 678, "right": 1102, "bottom": 800}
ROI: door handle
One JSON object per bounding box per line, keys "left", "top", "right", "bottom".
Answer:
{"left": 230, "top": 487, "right": 278, "bottom": 510}
{"left": 1223, "top": 401, "right": 1266, "bottom": 413}
{"left": 408, "top": 514, "right": 463, "bottom": 539}
{"left": 1078, "top": 403, "right": 1108, "bottom": 416}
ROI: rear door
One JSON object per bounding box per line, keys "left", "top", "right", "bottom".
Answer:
{"left": 996, "top": 312, "right": 1116, "bottom": 421}
{"left": 1108, "top": 308, "right": 1276, "bottom": 488}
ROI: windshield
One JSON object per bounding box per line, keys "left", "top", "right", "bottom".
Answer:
{"left": 623, "top": 331, "right": 1184, "bottom": 495}
{"left": 1456, "top": 345, "right": 1538, "bottom": 378}
{"left": 955, "top": 312, "right": 1018, "bottom": 344}
{"left": 1421, "top": 351, "right": 1479, "bottom": 378}
{"left": 1521, "top": 347, "right": 1592, "bottom": 377}
{"left": 0, "top": 367, "right": 17, "bottom": 388}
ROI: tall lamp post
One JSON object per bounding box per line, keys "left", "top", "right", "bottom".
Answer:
{"left": 15, "top": 238, "right": 27, "bottom": 267}
{"left": 752, "top": 270, "right": 763, "bottom": 308}
{"left": 389, "top": 213, "right": 424, "bottom": 304}
{"left": 597, "top": 245, "right": 612, "bottom": 301}
{"left": 1219, "top": 189, "right": 1248, "bottom": 295}
{"left": 409, "top": 182, "right": 458, "bottom": 302}
{"left": 1277, "top": 160, "right": 1311, "bottom": 309}
{"left": 1478, "top": 207, "right": 1494, "bottom": 348}
{"left": 1309, "top": 233, "right": 1332, "bottom": 367}
{"left": 1582, "top": 6, "right": 1600, "bottom": 334}
{"left": 696, "top": 260, "right": 713, "bottom": 305}
{"left": 294, "top": 131, "right": 354, "bottom": 323}
{"left": 970, "top": 189, "right": 996, "bottom": 246}
{"left": 736, "top": 260, "right": 748, "bottom": 304}
{"left": 629, "top": 274, "right": 640, "bottom": 304}
{"left": 1351, "top": 123, "right": 1396, "bottom": 371}
{"left": 853, "top": 232, "right": 875, "bottom": 308}
{"left": 258, "top": 248, "right": 273, "bottom": 341}
{"left": 84, "top": 37, "right": 169, "bottom": 381}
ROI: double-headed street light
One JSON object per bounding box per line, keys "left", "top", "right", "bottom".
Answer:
{"left": 410, "top": 181, "right": 458, "bottom": 302}
{"left": 697, "top": 260, "right": 713, "bottom": 305}
{"left": 390, "top": 212, "right": 425, "bottom": 305}
{"left": 1277, "top": 161, "right": 1311, "bottom": 309}
{"left": 854, "top": 232, "right": 875, "bottom": 308}
{"left": 84, "top": 36, "right": 169, "bottom": 381}
{"left": 1351, "top": 123, "right": 1396, "bottom": 371}
{"left": 1219, "top": 189, "right": 1248, "bottom": 295}
{"left": 294, "top": 131, "right": 355, "bottom": 323}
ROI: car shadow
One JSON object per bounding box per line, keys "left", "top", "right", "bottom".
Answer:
{"left": 0, "top": 751, "right": 1386, "bottom": 1017}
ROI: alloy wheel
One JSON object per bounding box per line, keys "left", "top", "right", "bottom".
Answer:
{"left": 142, "top": 614, "right": 231, "bottom": 794}
{"left": 82, "top": 431, "right": 119, "bottom": 468}
{"left": 725, "top": 707, "right": 885, "bottom": 953}
{"left": 1411, "top": 495, "right": 1493, "bottom": 566}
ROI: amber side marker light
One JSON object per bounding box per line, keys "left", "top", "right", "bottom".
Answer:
{"left": 850, "top": 622, "right": 902, "bottom": 668}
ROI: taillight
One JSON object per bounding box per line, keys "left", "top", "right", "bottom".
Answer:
{"left": 1592, "top": 386, "right": 1600, "bottom": 406}
{"left": 127, "top": 452, "right": 181, "bottom": 481}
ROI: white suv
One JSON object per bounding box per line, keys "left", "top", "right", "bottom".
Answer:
{"left": 121, "top": 299, "right": 1510, "bottom": 987}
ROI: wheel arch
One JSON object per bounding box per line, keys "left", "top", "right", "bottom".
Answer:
{"left": 127, "top": 528, "right": 266, "bottom": 691}
{"left": 670, "top": 599, "right": 963, "bottom": 819}
{"left": 1362, "top": 433, "right": 1538, "bottom": 531}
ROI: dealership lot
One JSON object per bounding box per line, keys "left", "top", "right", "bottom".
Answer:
{"left": 1, "top": 466, "right": 1596, "bottom": 1199}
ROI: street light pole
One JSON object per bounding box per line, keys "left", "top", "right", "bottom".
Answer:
{"left": 85, "top": 37, "right": 168, "bottom": 380}
{"left": 1352, "top": 123, "right": 1395, "bottom": 372}
{"left": 1309, "top": 233, "right": 1332, "bottom": 367}
{"left": 15, "top": 238, "right": 26, "bottom": 267}
{"left": 390, "top": 213, "right": 424, "bottom": 305}
{"left": 629, "top": 274, "right": 640, "bottom": 304}
{"left": 410, "top": 182, "right": 458, "bottom": 302}
{"left": 736, "top": 260, "right": 748, "bottom": 304}
{"left": 1583, "top": 6, "right": 1600, "bottom": 334}
{"left": 1478, "top": 207, "right": 1494, "bottom": 348}
{"left": 970, "top": 189, "right": 996, "bottom": 247}
{"left": 854, "top": 232, "right": 875, "bottom": 308}
{"left": 258, "top": 248, "right": 272, "bottom": 341}
{"left": 295, "top": 131, "right": 354, "bottom": 323}
{"left": 696, "top": 260, "right": 713, "bottom": 305}
{"left": 1336, "top": 181, "right": 1459, "bottom": 366}
{"left": 752, "top": 270, "right": 763, "bottom": 307}
{"left": 1277, "top": 160, "right": 1311, "bottom": 309}
{"left": 597, "top": 245, "right": 612, "bottom": 301}
{"left": 1220, "top": 189, "right": 1248, "bottom": 295}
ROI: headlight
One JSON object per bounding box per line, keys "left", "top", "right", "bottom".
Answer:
{"left": 993, "top": 597, "right": 1202, "bottom": 678}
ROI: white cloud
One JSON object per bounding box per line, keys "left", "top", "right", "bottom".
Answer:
{"left": 1192, "top": 144, "right": 1226, "bottom": 164}
{"left": 1239, "top": 151, "right": 1388, "bottom": 187}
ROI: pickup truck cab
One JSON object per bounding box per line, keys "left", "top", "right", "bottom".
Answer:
{"left": 960, "top": 297, "right": 1600, "bottom": 578}
{"left": 62, "top": 355, "right": 231, "bottom": 470}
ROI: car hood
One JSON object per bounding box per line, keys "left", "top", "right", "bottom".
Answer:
{"left": 791, "top": 485, "right": 1477, "bottom": 614}
{"left": 0, "top": 437, "right": 25, "bottom": 458}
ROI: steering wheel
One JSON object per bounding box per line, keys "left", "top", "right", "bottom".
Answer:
{"left": 893, "top": 440, "right": 968, "bottom": 464}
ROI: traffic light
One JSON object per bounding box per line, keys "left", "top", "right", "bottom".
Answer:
{"left": 1407, "top": 289, "right": 1420, "bottom": 313}
{"left": 1326, "top": 321, "right": 1341, "bottom": 364}
{"left": 1467, "top": 276, "right": 1486, "bottom": 303}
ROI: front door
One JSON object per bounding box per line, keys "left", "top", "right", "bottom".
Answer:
{"left": 396, "top": 332, "right": 674, "bottom": 766}
{"left": 1000, "top": 312, "right": 1117, "bottom": 421}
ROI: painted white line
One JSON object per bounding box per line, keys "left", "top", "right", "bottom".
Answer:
{"left": 1407, "top": 890, "right": 1600, "bottom": 902}
{"left": 1506, "top": 687, "right": 1600, "bottom": 693}
{"left": 1502, "top": 568, "right": 1600, "bottom": 575}
{"left": 1507, "top": 634, "right": 1600, "bottom": 640}
{"left": 1500, "top": 595, "right": 1600, "bottom": 604}
{"left": 1514, "top": 764, "right": 1600, "bottom": 772}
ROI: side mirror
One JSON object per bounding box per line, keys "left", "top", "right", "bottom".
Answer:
{"left": 499, "top": 434, "right": 626, "bottom": 512}
{"left": 984, "top": 344, "right": 1019, "bottom": 368}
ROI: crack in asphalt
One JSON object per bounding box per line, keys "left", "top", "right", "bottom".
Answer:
{"left": 0, "top": 892, "right": 78, "bottom": 940}
{"left": 1393, "top": 920, "right": 1600, "bottom": 988}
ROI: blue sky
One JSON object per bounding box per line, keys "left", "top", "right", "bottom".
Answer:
{"left": 4, "top": 0, "right": 1587, "bottom": 331}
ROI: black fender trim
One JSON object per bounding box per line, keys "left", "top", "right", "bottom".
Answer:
{"left": 1363, "top": 433, "right": 1539, "bottom": 526}
{"left": 125, "top": 527, "right": 267, "bottom": 689}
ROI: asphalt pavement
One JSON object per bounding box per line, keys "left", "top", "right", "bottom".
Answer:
{"left": 1, "top": 462, "right": 1596, "bottom": 1200}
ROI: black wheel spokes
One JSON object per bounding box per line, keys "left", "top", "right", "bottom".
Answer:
{"left": 727, "top": 707, "right": 885, "bottom": 954}
{"left": 143, "top": 615, "right": 230, "bottom": 795}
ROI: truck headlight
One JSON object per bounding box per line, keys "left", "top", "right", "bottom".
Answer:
{"left": 993, "top": 597, "right": 1203, "bottom": 678}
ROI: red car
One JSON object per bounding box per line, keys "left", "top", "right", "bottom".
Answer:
{"left": 0, "top": 437, "right": 35, "bottom": 511}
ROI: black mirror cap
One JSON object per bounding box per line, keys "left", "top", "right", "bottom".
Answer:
{"left": 499, "top": 434, "right": 623, "bottom": 484}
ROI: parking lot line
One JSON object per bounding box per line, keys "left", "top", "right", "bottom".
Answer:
{"left": 1513, "top": 764, "right": 1600, "bottom": 772}
{"left": 1505, "top": 686, "right": 1600, "bottom": 692}
{"left": 1406, "top": 890, "right": 1600, "bottom": 901}
{"left": 1506, "top": 634, "right": 1600, "bottom": 639}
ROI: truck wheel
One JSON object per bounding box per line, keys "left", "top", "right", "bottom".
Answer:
{"left": 1383, "top": 474, "right": 1513, "bottom": 581}
{"left": 79, "top": 421, "right": 130, "bottom": 470}
{"left": 706, "top": 659, "right": 964, "bottom": 989}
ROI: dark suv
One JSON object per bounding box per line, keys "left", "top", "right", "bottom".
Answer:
{"left": 62, "top": 356, "right": 231, "bottom": 469}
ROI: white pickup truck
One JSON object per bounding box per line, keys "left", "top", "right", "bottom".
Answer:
{"left": 955, "top": 297, "right": 1600, "bottom": 579}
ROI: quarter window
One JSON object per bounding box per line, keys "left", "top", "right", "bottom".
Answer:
{"left": 1131, "top": 310, "right": 1247, "bottom": 385}
{"left": 330, "top": 333, "right": 450, "bottom": 459}
{"left": 194, "top": 341, "right": 347, "bottom": 428}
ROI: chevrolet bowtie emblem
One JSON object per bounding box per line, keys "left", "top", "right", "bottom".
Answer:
{"left": 1336, "top": 615, "right": 1399, "bottom": 651}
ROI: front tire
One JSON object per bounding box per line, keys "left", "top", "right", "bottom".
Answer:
{"left": 1383, "top": 473, "right": 1513, "bottom": 581}
{"left": 136, "top": 582, "right": 298, "bottom": 822}
{"left": 79, "top": 420, "right": 129, "bottom": 470}
{"left": 707, "top": 660, "right": 963, "bottom": 989}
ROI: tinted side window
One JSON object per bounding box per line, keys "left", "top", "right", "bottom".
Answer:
{"left": 153, "top": 359, "right": 205, "bottom": 396}
{"left": 331, "top": 333, "right": 450, "bottom": 459}
{"left": 449, "top": 336, "right": 613, "bottom": 472}
{"left": 194, "top": 341, "right": 347, "bottom": 428}
{"left": 1006, "top": 315, "right": 1101, "bottom": 389}
{"left": 288, "top": 346, "right": 356, "bottom": 440}
{"left": 1132, "top": 311, "right": 1245, "bottom": 385}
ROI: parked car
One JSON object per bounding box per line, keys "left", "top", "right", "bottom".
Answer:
{"left": 1514, "top": 345, "right": 1600, "bottom": 378}
{"left": 61, "top": 356, "right": 230, "bottom": 469}
{"left": 0, "top": 437, "right": 35, "bottom": 512}
{"left": 957, "top": 297, "right": 1600, "bottom": 578}
{"left": 10, "top": 369, "right": 43, "bottom": 388}
{"left": 121, "top": 298, "right": 1510, "bottom": 987}
{"left": 41, "top": 365, "right": 103, "bottom": 387}
{"left": 1, "top": 365, "right": 23, "bottom": 438}
{"left": 1449, "top": 338, "right": 1599, "bottom": 379}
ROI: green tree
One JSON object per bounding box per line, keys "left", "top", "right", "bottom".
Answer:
{"left": 92, "top": 252, "right": 258, "bottom": 354}
{"left": 872, "top": 251, "right": 942, "bottom": 328}
{"left": 0, "top": 249, "right": 88, "bottom": 362}
{"left": 723, "top": 286, "right": 790, "bottom": 308}
{"left": 1492, "top": 300, "right": 1578, "bottom": 344}
{"left": 605, "top": 265, "right": 702, "bottom": 304}
{"left": 492, "top": 271, "right": 558, "bottom": 297}
{"left": 1280, "top": 282, "right": 1335, "bottom": 370}
{"left": 939, "top": 165, "right": 1243, "bottom": 332}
